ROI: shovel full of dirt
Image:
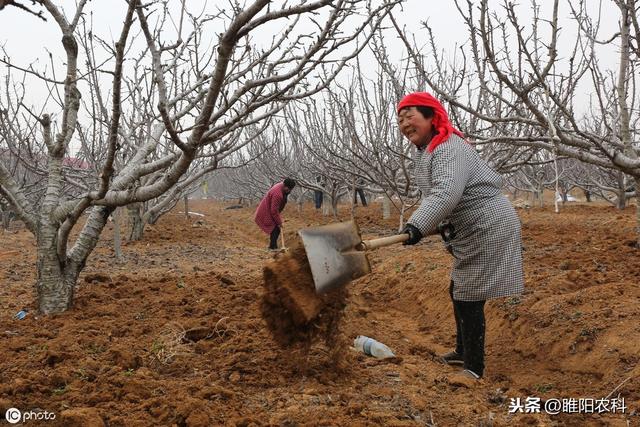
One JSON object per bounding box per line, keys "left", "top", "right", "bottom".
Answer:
{"left": 262, "top": 220, "right": 408, "bottom": 329}
{"left": 298, "top": 220, "right": 409, "bottom": 293}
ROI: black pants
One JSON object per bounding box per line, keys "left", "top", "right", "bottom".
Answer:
{"left": 314, "top": 191, "right": 323, "bottom": 209}
{"left": 269, "top": 226, "right": 281, "bottom": 249}
{"left": 449, "top": 281, "right": 486, "bottom": 376}
{"left": 353, "top": 188, "right": 367, "bottom": 206}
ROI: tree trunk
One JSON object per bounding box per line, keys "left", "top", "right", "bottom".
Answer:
{"left": 113, "top": 208, "right": 123, "bottom": 262}
{"left": 331, "top": 194, "right": 339, "bottom": 219}
{"left": 36, "top": 234, "right": 76, "bottom": 314}
{"left": 584, "top": 189, "right": 591, "bottom": 202}
{"left": 350, "top": 179, "right": 359, "bottom": 219}
{"left": 636, "top": 180, "right": 640, "bottom": 248}
{"left": 36, "top": 205, "right": 114, "bottom": 314}
{"left": 617, "top": 191, "right": 626, "bottom": 210}
{"left": 183, "top": 195, "right": 189, "bottom": 219}
{"left": 616, "top": 172, "right": 627, "bottom": 210}
{"left": 201, "top": 181, "right": 208, "bottom": 199}
{"left": 322, "top": 192, "right": 329, "bottom": 216}
{"left": 536, "top": 187, "right": 545, "bottom": 208}
{"left": 382, "top": 194, "right": 391, "bottom": 219}
{"left": 128, "top": 203, "right": 145, "bottom": 241}
{"left": 398, "top": 202, "right": 407, "bottom": 232}
{"left": 553, "top": 154, "right": 560, "bottom": 213}
{"left": 1, "top": 211, "right": 12, "bottom": 230}
{"left": 37, "top": 154, "right": 75, "bottom": 314}
{"left": 296, "top": 192, "right": 303, "bottom": 214}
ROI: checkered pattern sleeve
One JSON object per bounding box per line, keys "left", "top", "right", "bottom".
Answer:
{"left": 408, "top": 142, "right": 470, "bottom": 235}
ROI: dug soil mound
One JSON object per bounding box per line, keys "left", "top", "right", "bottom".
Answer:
{"left": 0, "top": 200, "right": 638, "bottom": 426}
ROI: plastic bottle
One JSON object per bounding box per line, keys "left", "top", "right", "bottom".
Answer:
{"left": 353, "top": 335, "right": 395, "bottom": 359}
{"left": 14, "top": 309, "right": 28, "bottom": 320}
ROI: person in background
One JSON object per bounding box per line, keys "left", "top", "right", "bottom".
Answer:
{"left": 314, "top": 175, "right": 324, "bottom": 210}
{"left": 353, "top": 177, "right": 368, "bottom": 206}
{"left": 255, "top": 178, "right": 296, "bottom": 251}
{"left": 396, "top": 92, "right": 524, "bottom": 380}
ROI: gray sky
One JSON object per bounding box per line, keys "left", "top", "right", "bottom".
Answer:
{"left": 0, "top": 0, "right": 622, "bottom": 153}
{"left": 0, "top": 1, "right": 462, "bottom": 77}
{"left": 0, "top": 0, "right": 620, "bottom": 91}
{"left": 0, "top": 1, "right": 468, "bottom": 131}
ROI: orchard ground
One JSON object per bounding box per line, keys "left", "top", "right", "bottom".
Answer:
{"left": 0, "top": 198, "right": 638, "bottom": 426}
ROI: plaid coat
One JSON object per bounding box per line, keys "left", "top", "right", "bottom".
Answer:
{"left": 408, "top": 135, "right": 524, "bottom": 301}
{"left": 255, "top": 182, "right": 287, "bottom": 234}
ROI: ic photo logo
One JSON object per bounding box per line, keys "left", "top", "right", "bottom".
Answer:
{"left": 5, "top": 407, "right": 56, "bottom": 424}
{"left": 5, "top": 408, "right": 21, "bottom": 424}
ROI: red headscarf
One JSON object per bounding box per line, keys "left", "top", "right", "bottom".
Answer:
{"left": 397, "top": 92, "right": 464, "bottom": 153}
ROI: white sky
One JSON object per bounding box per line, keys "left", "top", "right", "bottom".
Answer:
{"left": 0, "top": 0, "right": 622, "bottom": 155}
{"left": 0, "top": 0, "right": 620, "bottom": 91}
{"left": 4, "top": 1, "right": 461, "bottom": 85}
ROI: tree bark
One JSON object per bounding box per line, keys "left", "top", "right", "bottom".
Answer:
{"left": 128, "top": 203, "right": 145, "bottom": 241}
{"left": 322, "top": 192, "right": 330, "bottom": 216}
{"left": 636, "top": 180, "right": 640, "bottom": 248}
{"left": 1, "top": 210, "right": 13, "bottom": 230}
{"left": 113, "top": 208, "right": 123, "bottom": 262}
{"left": 36, "top": 225, "right": 75, "bottom": 314}
{"left": 296, "top": 193, "right": 303, "bottom": 214}
{"left": 536, "top": 186, "right": 545, "bottom": 208}
{"left": 37, "top": 204, "right": 114, "bottom": 314}
{"left": 616, "top": 172, "right": 627, "bottom": 210}
{"left": 382, "top": 194, "right": 391, "bottom": 220}
{"left": 398, "top": 201, "right": 408, "bottom": 233}
{"left": 553, "top": 151, "right": 560, "bottom": 213}
{"left": 331, "top": 195, "right": 339, "bottom": 219}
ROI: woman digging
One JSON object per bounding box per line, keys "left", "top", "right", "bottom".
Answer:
{"left": 396, "top": 92, "right": 524, "bottom": 380}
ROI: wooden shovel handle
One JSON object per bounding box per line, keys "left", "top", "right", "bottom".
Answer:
{"left": 357, "top": 233, "right": 409, "bottom": 251}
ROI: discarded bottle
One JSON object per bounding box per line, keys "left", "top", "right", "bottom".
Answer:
{"left": 353, "top": 335, "right": 395, "bottom": 359}
{"left": 14, "top": 309, "right": 28, "bottom": 320}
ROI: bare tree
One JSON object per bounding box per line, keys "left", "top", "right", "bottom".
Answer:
{"left": 0, "top": 0, "right": 45, "bottom": 21}
{"left": 0, "top": 0, "right": 400, "bottom": 314}
{"left": 268, "top": 56, "right": 420, "bottom": 228}
{"left": 392, "top": 0, "right": 639, "bottom": 243}
{"left": 563, "top": 161, "right": 636, "bottom": 208}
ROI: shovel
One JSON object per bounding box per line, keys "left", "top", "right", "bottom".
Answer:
{"left": 267, "top": 228, "right": 288, "bottom": 253}
{"left": 297, "top": 220, "right": 409, "bottom": 293}
{"left": 279, "top": 229, "right": 287, "bottom": 252}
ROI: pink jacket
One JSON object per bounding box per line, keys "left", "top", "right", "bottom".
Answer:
{"left": 254, "top": 182, "right": 287, "bottom": 234}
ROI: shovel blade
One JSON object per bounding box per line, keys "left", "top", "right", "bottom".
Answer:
{"left": 298, "top": 220, "right": 371, "bottom": 293}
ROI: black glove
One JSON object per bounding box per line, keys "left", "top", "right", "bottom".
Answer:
{"left": 401, "top": 223, "right": 423, "bottom": 245}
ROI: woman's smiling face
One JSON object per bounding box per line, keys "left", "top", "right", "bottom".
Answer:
{"left": 397, "top": 106, "right": 434, "bottom": 147}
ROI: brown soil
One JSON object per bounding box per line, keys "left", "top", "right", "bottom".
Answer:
{"left": 0, "top": 200, "right": 639, "bottom": 426}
